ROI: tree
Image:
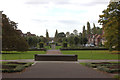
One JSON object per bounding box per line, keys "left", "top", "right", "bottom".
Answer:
{"left": 55, "top": 29, "right": 58, "bottom": 38}
{"left": 68, "top": 36, "right": 74, "bottom": 47}
{"left": 98, "top": 2, "right": 120, "bottom": 51}
{"left": 92, "top": 23, "right": 97, "bottom": 35}
{"left": 82, "top": 25, "right": 86, "bottom": 38}
{"left": 73, "top": 29, "right": 78, "bottom": 36}
{"left": 74, "top": 36, "right": 79, "bottom": 46}
{"left": 2, "top": 14, "right": 29, "bottom": 51}
{"left": 82, "top": 37, "right": 88, "bottom": 45}
{"left": 57, "top": 32, "right": 66, "bottom": 42}
{"left": 46, "top": 29, "right": 49, "bottom": 42}
{"left": 82, "top": 25, "right": 88, "bottom": 45}
{"left": 54, "top": 29, "right": 58, "bottom": 42}
{"left": 66, "top": 32, "right": 70, "bottom": 37}
{"left": 87, "top": 22, "right": 91, "bottom": 38}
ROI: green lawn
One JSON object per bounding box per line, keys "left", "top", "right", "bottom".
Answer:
{"left": 45, "top": 46, "right": 51, "bottom": 49}
{"left": 62, "top": 50, "right": 119, "bottom": 60}
{"left": 55, "top": 46, "right": 62, "bottom": 50}
{"left": 1, "top": 51, "right": 45, "bottom": 60}
{"left": 1, "top": 50, "right": 119, "bottom": 60}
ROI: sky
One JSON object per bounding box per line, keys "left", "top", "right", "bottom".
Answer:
{"left": 0, "top": 0, "right": 110, "bottom": 37}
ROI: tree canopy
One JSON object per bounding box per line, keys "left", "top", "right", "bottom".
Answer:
{"left": 98, "top": 2, "right": 120, "bottom": 51}
{"left": 2, "top": 14, "right": 29, "bottom": 51}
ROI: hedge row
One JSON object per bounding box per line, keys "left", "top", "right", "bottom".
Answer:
{"left": 2, "top": 48, "right": 46, "bottom": 51}
{"left": 28, "top": 48, "right": 46, "bottom": 51}
{"left": 85, "top": 62, "right": 120, "bottom": 73}
{"left": 60, "top": 48, "right": 108, "bottom": 50}
{"left": 2, "top": 62, "right": 33, "bottom": 73}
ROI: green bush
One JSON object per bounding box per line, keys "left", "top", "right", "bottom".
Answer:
{"left": 63, "top": 42, "right": 68, "bottom": 48}
{"left": 2, "top": 62, "right": 33, "bottom": 73}
{"left": 39, "top": 42, "right": 44, "bottom": 48}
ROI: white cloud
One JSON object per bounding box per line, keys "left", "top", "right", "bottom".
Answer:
{"left": 0, "top": 0, "right": 110, "bottom": 37}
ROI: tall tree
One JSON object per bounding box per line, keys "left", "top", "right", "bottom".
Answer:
{"left": 98, "top": 2, "right": 120, "bottom": 51}
{"left": 82, "top": 25, "right": 88, "bottom": 45}
{"left": 46, "top": 29, "right": 49, "bottom": 41}
{"left": 82, "top": 25, "right": 86, "bottom": 38}
{"left": 92, "top": 23, "right": 97, "bottom": 35}
{"left": 54, "top": 29, "right": 58, "bottom": 42}
{"left": 87, "top": 22, "right": 91, "bottom": 37}
{"left": 54, "top": 29, "right": 58, "bottom": 38}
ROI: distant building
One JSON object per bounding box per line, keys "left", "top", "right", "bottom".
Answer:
{"left": 95, "top": 35, "right": 102, "bottom": 46}
{"left": 16, "top": 30, "right": 24, "bottom": 37}
{"left": 16, "top": 30, "right": 36, "bottom": 37}
{"left": 23, "top": 32, "right": 36, "bottom": 37}
{"left": 88, "top": 34, "right": 102, "bottom": 46}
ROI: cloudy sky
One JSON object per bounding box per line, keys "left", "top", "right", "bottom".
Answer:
{"left": 0, "top": 0, "right": 110, "bottom": 37}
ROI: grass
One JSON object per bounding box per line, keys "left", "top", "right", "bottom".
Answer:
{"left": 45, "top": 46, "right": 62, "bottom": 50}
{"left": 1, "top": 51, "right": 45, "bottom": 60}
{"left": 55, "top": 46, "right": 62, "bottom": 50}
{"left": 62, "top": 50, "right": 119, "bottom": 60}
{"left": 114, "top": 75, "right": 120, "bottom": 80}
{"left": 45, "top": 46, "right": 51, "bottom": 49}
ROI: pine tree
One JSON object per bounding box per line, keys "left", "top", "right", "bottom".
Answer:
{"left": 93, "top": 23, "right": 97, "bottom": 35}
{"left": 54, "top": 29, "right": 58, "bottom": 42}
{"left": 46, "top": 29, "right": 49, "bottom": 41}
{"left": 87, "top": 22, "right": 91, "bottom": 38}
{"left": 82, "top": 25, "right": 86, "bottom": 38}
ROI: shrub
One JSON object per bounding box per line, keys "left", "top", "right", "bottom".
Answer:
{"left": 39, "top": 42, "right": 44, "bottom": 48}
{"left": 2, "top": 62, "right": 33, "bottom": 73}
{"left": 63, "top": 42, "right": 68, "bottom": 48}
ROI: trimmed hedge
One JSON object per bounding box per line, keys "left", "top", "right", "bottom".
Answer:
{"left": 85, "top": 62, "right": 120, "bottom": 73}
{"left": 2, "top": 62, "right": 33, "bottom": 73}
{"left": 28, "top": 48, "right": 46, "bottom": 51}
{"left": 60, "top": 48, "right": 108, "bottom": 50}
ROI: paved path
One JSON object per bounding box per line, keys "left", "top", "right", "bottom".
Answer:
{"left": 2, "top": 62, "right": 114, "bottom": 78}
{"left": 46, "top": 50, "right": 62, "bottom": 54}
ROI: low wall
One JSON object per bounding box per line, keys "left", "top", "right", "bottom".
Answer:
{"left": 35, "top": 54, "right": 78, "bottom": 61}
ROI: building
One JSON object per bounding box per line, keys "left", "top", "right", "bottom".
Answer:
{"left": 88, "top": 34, "right": 103, "bottom": 46}
{"left": 23, "top": 32, "right": 36, "bottom": 37}
{"left": 95, "top": 35, "right": 102, "bottom": 46}
{"left": 16, "top": 30, "right": 24, "bottom": 37}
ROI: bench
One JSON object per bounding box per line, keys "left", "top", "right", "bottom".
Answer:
{"left": 35, "top": 54, "right": 78, "bottom": 61}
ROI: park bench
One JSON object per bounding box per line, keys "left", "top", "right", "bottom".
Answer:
{"left": 35, "top": 54, "right": 78, "bottom": 61}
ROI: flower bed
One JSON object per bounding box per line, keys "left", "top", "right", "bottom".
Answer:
{"left": 2, "top": 62, "right": 33, "bottom": 73}
{"left": 85, "top": 62, "right": 120, "bottom": 73}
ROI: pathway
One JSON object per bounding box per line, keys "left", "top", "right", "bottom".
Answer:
{"left": 2, "top": 62, "right": 114, "bottom": 78}
{"left": 1, "top": 49, "right": 118, "bottom": 79}
{"left": 46, "top": 50, "right": 62, "bottom": 54}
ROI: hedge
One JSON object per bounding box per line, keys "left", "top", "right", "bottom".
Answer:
{"left": 2, "top": 62, "right": 33, "bottom": 73}
{"left": 60, "top": 48, "right": 108, "bottom": 50}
